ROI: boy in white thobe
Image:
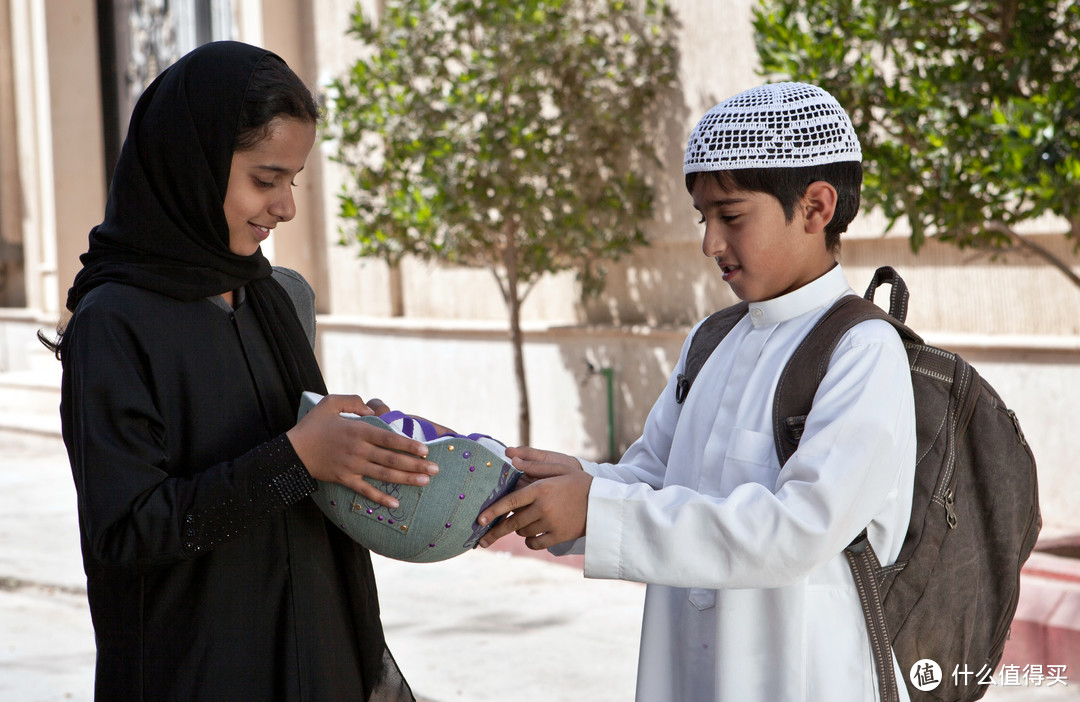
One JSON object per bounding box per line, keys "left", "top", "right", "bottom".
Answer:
{"left": 478, "top": 82, "right": 916, "bottom": 702}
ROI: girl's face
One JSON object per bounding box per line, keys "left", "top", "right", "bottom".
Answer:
{"left": 691, "top": 175, "right": 836, "bottom": 302}
{"left": 223, "top": 117, "right": 317, "bottom": 256}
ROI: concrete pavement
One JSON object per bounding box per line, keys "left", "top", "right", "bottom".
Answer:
{"left": 0, "top": 429, "right": 644, "bottom": 702}
{"left": 1, "top": 428, "right": 1076, "bottom": 701}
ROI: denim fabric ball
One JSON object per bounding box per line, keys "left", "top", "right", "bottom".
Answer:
{"left": 298, "top": 392, "right": 521, "bottom": 563}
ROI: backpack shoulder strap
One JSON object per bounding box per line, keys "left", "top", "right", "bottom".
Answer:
{"left": 772, "top": 268, "right": 922, "bottom": 465}
{"left": 675, "top": 301, "right": 749, "bottom": 404}
{"left": 770, "top": 266, "right": 922, "bottom": 702}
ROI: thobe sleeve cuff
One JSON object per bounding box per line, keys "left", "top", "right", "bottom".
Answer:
{"left": 577, "top": 458, "right": 601, "bottom": 477}
{"left": 180, "top": 434, "right": 316, "bottom": 557}
{"left": 547, "top": 539, "right": 585, "bottom": 557}
{"left": 582, "top": 477, "right": 632, "bottom": 580}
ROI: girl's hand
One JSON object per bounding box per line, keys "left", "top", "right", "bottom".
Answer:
{"left": 286, "top": 394, "right": 439, "bottom": 509}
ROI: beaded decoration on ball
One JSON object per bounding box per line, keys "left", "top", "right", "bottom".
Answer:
{"left": 684, "top": 82, "right": 862, "bottom": 174}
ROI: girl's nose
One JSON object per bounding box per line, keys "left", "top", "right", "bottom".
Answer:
{"left": 270, "top": 188, "right": 296, "bottom": 222}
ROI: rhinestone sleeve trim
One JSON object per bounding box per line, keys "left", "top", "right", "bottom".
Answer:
{"left": 181, "top": 434, "right": 316, "bottom": 557}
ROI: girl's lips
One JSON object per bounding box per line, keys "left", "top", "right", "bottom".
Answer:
{"left": 719, "top": 263, "right": 740, "bottom": 282}
{"left": 250, "top": 223, "right": 271, "bottom": 242}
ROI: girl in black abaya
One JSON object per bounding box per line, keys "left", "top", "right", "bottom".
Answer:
{"left": 52, "top": 41, "right": 433, "bottom": 701}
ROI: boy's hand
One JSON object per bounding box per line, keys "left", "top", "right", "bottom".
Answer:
{"left": 505, "top": 445, "right": 581, "bottom": 488}
{"left": 506, "top": 445, "right": 581, "bottom": 468}
{"left": 477, "top": 460, "right": 592, "bottom": 550}
{"left": 286, "top": 394, "right": 439, "bottom": 509}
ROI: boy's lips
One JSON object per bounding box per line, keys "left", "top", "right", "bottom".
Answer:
{"left": 718, "top": 262, "right": 740, "bottom": 281}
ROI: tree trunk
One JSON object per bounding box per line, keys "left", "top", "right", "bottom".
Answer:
{"left": 389, "top": 260, "right": 404, "bottom": 317}
{"left": 503, "top": 236, "right": 530, "bottom": 446}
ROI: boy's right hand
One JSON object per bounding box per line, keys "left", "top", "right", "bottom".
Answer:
{"left": 476, "top": 457, "right": 592, "bottom": 550}
{"left": 285, "top": 394, "right": 439, "bottom": 509}
{"left": 505, "top": 446, "right": 582, "bottom": 487}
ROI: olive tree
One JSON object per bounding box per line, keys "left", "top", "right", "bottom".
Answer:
{"left": 326, "top": 0, "right": 678, "bottom": 443}
{"left": 754, "top": 0, "right": 1080, "bottom": 288}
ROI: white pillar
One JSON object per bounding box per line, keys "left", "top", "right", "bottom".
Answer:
{"left": 9, "top": 0, "right": 57, "bottom": 316}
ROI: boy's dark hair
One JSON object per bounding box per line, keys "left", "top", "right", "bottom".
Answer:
{"left": 685, "top": 162, "right": 862, "bottom": 253}
{"left": 234, "top": 54, "right": 320, "bottom": 152}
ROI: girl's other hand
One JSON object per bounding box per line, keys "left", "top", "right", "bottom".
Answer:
{"left": 286, "top": 394, "right": 439, "bottom": 509}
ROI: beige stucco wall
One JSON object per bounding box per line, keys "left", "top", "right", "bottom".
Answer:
{"left": 309, "top": 0, "right": 399, "bottom": 317}
{"left": 45, "top": 0, "right": 106, "bottom": 320}
{"left": 0, "top": 0, "right": 23, "bottom": 308}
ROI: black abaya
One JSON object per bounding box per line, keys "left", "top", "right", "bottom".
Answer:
{"left": 58, "top": 41, "right": 412, "bottom": 701}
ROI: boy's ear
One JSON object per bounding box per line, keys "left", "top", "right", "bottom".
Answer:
{"left": 801, "top": 181, "right": 838, "bottom": 234}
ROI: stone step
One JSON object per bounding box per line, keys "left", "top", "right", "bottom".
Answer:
{"left": 0, "top": 369, "right": 62, "bottom": 436}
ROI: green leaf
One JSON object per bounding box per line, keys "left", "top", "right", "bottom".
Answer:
{"left": 754, "top": 0, "right": 1080, "bottom": 259}
{"left": 326, "top": 0, "right": 675, "bottom": 298}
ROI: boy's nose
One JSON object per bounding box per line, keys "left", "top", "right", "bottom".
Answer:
{"left": 701, "top": 226, "right": 725, "bottom": 258}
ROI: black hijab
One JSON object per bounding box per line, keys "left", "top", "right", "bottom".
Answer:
{"left": 66, "top": 40, "right": 326, "bottom": 406}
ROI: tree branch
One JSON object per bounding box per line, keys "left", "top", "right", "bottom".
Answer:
{"left": 984, "top": 221, "right": 1080, "bottom": 289}
{"left": 488, "top": 264, "right": 510, "bottom": 305}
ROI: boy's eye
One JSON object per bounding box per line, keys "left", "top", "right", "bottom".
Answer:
{"left": 697, "top": 213, "right": 739, "bottom": 224}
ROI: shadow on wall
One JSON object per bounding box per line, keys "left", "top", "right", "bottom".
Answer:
{"left": 0, "top": 239, "right": 26, "bottom": 307}
{"left": 580, "top": 72, "right": 738, "bottom": 328}
{"left": 565, "top": 72, "right": 743, "bottom": 458}
{"left": 584, "top": 242, "right": 736, "bottom": 327}
{"left": 555, "top": 329, "right": 686, "bottom": 463}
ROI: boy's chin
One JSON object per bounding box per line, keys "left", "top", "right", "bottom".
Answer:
{"left": 726, "top": 282, "right": 761, "bottom": 303}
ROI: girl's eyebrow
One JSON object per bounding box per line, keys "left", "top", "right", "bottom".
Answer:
{"left": 254, "top": 164, "right": 305, "bottom": 174}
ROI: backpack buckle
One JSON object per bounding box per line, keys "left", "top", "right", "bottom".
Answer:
{"left": 675, "top": 374, "right": 689, "bottom": 404}
{"left": 847, "top": 530, "right": 871, "bottom": 554}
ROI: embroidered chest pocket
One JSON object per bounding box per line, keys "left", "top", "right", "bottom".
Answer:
{"left": 714, "top": 426, "right": 780, "bottom": 495}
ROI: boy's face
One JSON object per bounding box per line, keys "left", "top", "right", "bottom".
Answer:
{"left": 691, "top": 175, "right": 836, "bottom": 302}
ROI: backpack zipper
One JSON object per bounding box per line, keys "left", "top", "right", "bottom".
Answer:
{"left": 944, "top": 489, "right": 957, "bottom": 529}
{"left": 936, "top": 361, "right": 979, "bottom": 529}
{"left": 1006, "top": 408, "right": 1028, "bottom": 446}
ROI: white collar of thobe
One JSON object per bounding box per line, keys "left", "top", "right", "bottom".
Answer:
{"left": 746, "top": 263, "right": 850, "bottom": 327}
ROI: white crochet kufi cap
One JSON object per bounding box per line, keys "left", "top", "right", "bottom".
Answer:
{"left": 684, "top": 82, "right": 862, "bottom": 174}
